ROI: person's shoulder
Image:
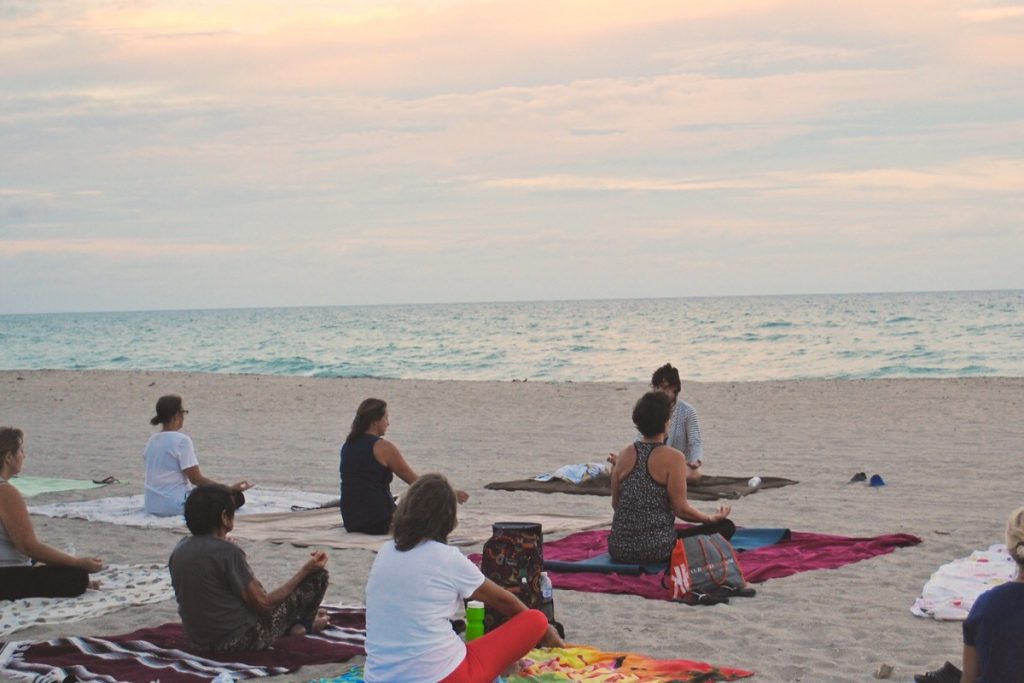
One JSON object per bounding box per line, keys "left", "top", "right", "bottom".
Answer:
{"left": 419, "top": 539, "right": 463, "bottom": 560}
{"left": 971, "top": 580, "right": 1024, "bottom": 614}
{"left": 0, "top": 479, "right": 23, "bottom": 504}
{"left": 652, "top": 443, "right": 686, "bottom": 460}
{"left": 677, "top": 400, "right": 697, "bottom": 414}
{"left": 149, "top": 431, "right": 192, "bottom": 446}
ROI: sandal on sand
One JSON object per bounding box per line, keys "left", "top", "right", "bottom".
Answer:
{"left": 849, "top": 472, "right": 867, "bottom": 483}
{"left": 720, "top": 585, "right": 757, "bottom": 598}
{"left": 913, "top": 661, "right": 961, "bottom": 683}
{"left": 92, "top": 476, "right": 120, "bottom": 485}
{"left": 675, "top": 592, "right": 730, "bottom": 606}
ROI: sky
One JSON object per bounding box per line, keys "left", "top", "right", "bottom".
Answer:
{"left": 1, "top": 0, "right": 1022, "bottom": 314}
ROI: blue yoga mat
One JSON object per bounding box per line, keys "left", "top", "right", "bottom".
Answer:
{"left": 543, "top": 527, "right": 791, "bottom": 575}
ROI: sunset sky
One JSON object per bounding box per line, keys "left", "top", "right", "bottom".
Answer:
{"left": 2, "top": 0, "right": 1022, "bottom": 313}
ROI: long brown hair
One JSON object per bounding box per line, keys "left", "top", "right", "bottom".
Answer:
{"left": 346, "top": 398, "right": 387, "bottom": 443}
{"left": 392, "top": 473, "right": 458, "bottom": 551}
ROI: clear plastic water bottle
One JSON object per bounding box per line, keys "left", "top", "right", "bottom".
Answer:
{"left": 465, "top": 600, "right": 485, "bottom": 641}
{"left": 539, "top": 572, "right": 555, "bottom": 622}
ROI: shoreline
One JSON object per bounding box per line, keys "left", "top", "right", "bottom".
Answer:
{"left": 3, "top": 370, "right": 1023, "bottom": 681}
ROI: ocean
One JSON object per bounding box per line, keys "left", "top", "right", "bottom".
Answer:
{"left": 0, "top": 290, "right": 1021, "bottom": 382}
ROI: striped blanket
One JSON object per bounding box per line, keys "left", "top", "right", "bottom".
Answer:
{"left": 0, "top": 605, "right": 365, "bottom": 682}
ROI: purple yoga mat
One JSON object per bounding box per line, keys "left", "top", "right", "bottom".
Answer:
{"left": 473, "top": 530, "right": 921, "bottom": 601}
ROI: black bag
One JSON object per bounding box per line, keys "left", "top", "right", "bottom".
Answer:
{"left": 479, "top": 522, "right": 563, "bottom": 637}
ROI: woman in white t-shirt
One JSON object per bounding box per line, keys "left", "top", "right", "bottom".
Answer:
{"left": 365, "top": 474, "right": 563, "bottom": 683}
{"left": 143, "top": 394, "right": 252, "bottom": 516}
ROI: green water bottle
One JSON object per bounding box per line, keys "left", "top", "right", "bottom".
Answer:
{"left": 465, "top": 600, "right": 485, "bottom": 641}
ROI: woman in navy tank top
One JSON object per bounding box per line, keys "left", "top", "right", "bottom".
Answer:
{"left": 339, "top": 399, "right": 468, "bottom": 534}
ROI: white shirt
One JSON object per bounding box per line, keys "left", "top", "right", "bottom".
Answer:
{"left": 365, "top": 539, "right": 485, "bottom": 683}
{"left": 143, "top": 431, "right": 199, "bottom": 516}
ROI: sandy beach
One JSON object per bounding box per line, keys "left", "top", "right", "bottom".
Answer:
{"left": 2, "top": 369, "right": 1022, "bottom": 682}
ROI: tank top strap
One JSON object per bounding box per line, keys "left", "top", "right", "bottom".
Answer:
{"left": 633, "top": 441, "right": 663, "bottom": 481}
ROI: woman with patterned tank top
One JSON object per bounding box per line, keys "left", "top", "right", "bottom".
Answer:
{"left": 608, "top": 392, "right": 734, "bottom": 565}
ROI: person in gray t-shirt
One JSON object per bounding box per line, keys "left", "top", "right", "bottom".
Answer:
{"left": 169, "top": 485, "right": 331, "bottom": 653}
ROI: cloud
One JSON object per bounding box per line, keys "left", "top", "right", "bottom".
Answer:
{"left": 474, "top": 174, "right": 772, "bottom": 192}
{"left": 470, "top": 158, "right": 1024, "bottom": 197}
{"left": 0, "top": 238, "right": 251, "bottom": 258}
{"left": 960, "top": 5, "right": 1024, "bottom": 22}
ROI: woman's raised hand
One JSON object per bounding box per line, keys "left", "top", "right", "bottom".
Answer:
{"left": 77, "top": 556, "right": 104, "bottom": 572}
{"left": 303, "top": 550, "right": 329, "bottom": 574}
{"left": 711, "top": 505, "right": 732, "bottom": 522}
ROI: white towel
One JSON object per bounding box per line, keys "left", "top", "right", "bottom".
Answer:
{"left": 29, "top": 488, "right": 337, "bottom": 530}
{"left": 910, "top": 544, "right": 1017, "bottom": 621}
{"left": 0, "top": 563, "right": 173, "bottom": 638}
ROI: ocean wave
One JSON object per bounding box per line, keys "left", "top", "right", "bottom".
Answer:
{"left": 2, "top": 290, "right": 1021, "bottom": 382}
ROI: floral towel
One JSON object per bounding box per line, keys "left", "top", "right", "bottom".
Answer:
{"left": 506, "top": 646, "right": 753, "bottom": 681}
{"left": 911, "top": 544, "right": 1016, "bottom": 621}
{"left": 310, "top": 646, "right": 753, "bottom": 682}
{"left": 29, "top": 488, "right": 337, "bottom": 530}
{"left": 0, "top": 563, "right": 172, "bottom": 637}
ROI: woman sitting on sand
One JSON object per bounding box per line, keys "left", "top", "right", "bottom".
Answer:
{"left": 340, "top": 398, "right": 468, "bottom": 534}
{"left": 608, "top": 392, "right": 734, "bottom": 565}
{"left": 144, "top": 394, "right": 252, "bottom": 516}
{"left": 364, "top": 473, "right": 563, "bottom": 682}
{"left": 169, "top": 485, "right": 331, "bottom": 652}
{"left": 0, "top": 427, "right": 104, "bottom": 601}
{"left": 959, "top": 506, "right": 1024, "bottom": 683}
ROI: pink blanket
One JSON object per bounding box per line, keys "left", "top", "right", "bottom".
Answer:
{"left": 476, "top": 530, "right": 921, "bottom": 601}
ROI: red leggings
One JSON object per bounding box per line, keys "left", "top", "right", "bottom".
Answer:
{"left": 439, "top": 609, "right": 548, "bottom": 683}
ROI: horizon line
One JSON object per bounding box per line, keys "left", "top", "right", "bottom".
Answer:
{"left": 1, "top": 287, "right": 1020, "bottom": 317}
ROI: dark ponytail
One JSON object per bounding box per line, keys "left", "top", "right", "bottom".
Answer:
{"left": 151, "top": 394, "right": 183, "bottom": 426}
{"left": 346, "top": 398, "right": 387, "bottom": 443}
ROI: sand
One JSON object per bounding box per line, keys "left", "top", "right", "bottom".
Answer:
{"left": 2, "top": 370, "right": 1022, "bottom": 682}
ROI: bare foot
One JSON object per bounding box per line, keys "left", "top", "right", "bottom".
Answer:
{"left": 312, "top": 608, "right": 330, "bottom": 633}
{"left": 287, "top": 609, "right": 330, "bottom": 637}
{"left": 88, "top": 580, "right": 102, "bottom": 590}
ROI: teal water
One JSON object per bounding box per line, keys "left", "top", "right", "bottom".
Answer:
{"left": 0, "top": 290, "right": 1021, "bottom": 382}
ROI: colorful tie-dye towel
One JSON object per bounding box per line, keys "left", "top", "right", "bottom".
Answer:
{"left": 507, "top": 646, "right": 753, "bottom": 681}
{"left": 311, "top": 646, "right": 753, "bottom": 682}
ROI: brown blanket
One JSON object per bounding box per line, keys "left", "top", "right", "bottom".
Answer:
{"left": 484, "top": 474, "right": 798, "bottom": 500}
{"left": 231, "top": 508, "right": 609, "bottom": 550}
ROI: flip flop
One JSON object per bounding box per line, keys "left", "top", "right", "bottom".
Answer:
{"left": 92, "top": 476, "right": 120, "bottom": 485}
{"left": 869, "top": 474, "right": 886, "bottom": 487}
{"left": 719, "top": 585, "right": 757, "bottom": 598}
{"left": 913, "top": 661, "right": 961, "bottom": 683}
{"left": 675, "top": 592, "right": 730, "bottom": 606}
{"left": 849, "top": 472, "right": 867, "bottom": 483}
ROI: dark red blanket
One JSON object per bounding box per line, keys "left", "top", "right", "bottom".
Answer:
{"left": 475, "top": 530, "right": 921, "bottom": 601}
{"left": 0, "top": 605, "right": 365, "bottom": 682}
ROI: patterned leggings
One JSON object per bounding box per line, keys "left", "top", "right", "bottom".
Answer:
{"left": 212, "top": 569, "right": 329, "bottom": 653}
